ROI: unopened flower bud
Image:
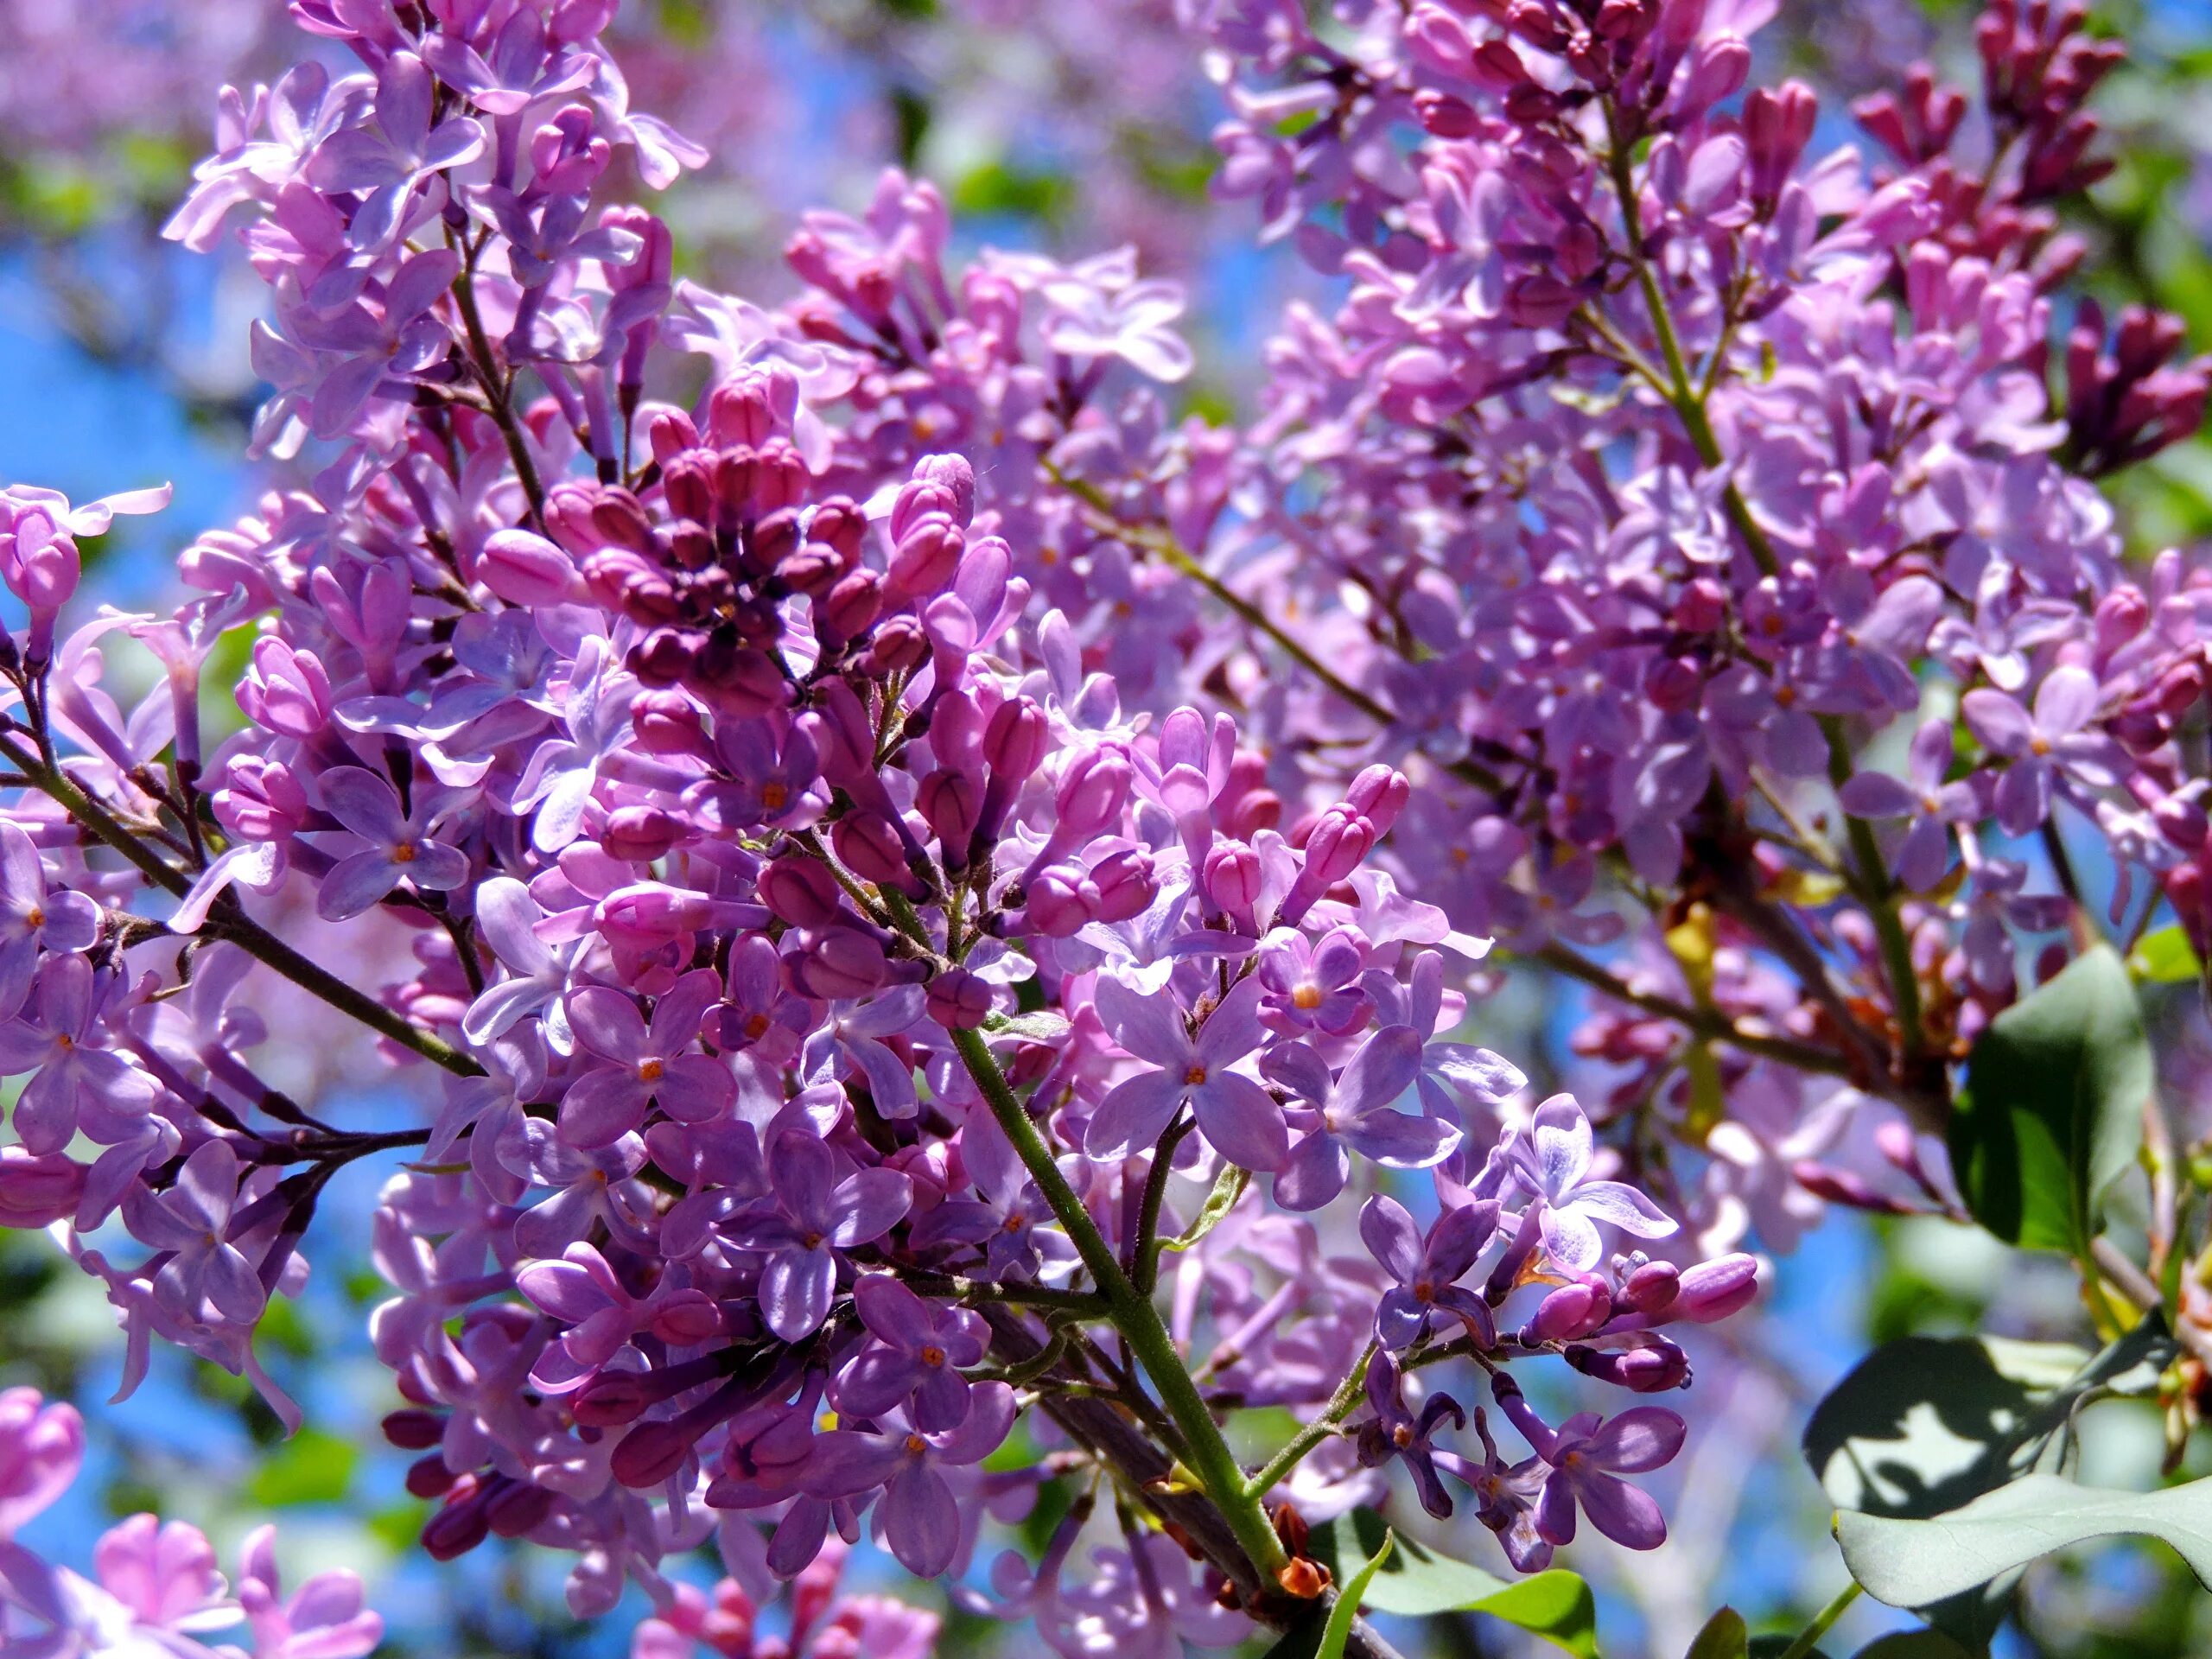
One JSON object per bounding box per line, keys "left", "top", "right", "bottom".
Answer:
{"left": 790, "top": 927, "right": 887, "bottom": 999}
{"left": 926, "top": 969, "right": 995, "bottom": 1030}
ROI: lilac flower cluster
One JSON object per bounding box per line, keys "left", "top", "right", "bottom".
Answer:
{"left": 0, "top": 1385, "right": 382, "bottom": 1658}
{"left": 4, "top": 0, "right": 2208, "bottom": 1650}
{"left": 1141, "top": 0, "right": 2212, "bottom": 1251}
{"left": 0, "top": 3, "right": 1764, "bottom": 1653}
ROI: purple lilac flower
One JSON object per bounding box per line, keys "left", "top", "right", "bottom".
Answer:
{"left": 1510, "top": 1096, "right": 1676, "bottom": 1274}
{"left": 1085, "top": 975, "right": 1287, "bottom": 1171}
{"left": 1265, "top": 1027, "right": 1459, "bottom": 1211}
{"left": 1360, "top": 1193, "right": 1499, "bottom": 1350}
{"left": 735, "top": 1130, "right": 912, "bottom": 1340}
{"left": 803, "top": 1382, "right": 1015, "bottom": 1578}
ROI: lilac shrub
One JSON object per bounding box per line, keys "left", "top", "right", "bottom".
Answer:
{"left": 0, "top": 0, "right": 2206, "bottom": 1656}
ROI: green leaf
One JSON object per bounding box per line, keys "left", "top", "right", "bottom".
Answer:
{"left": 1684, "top": 1607, "right": 1748, "bottom": 1659}
{"left": 1314, "top": 1510, "right": 1600, "bottom": 1656}
{"left": 2128, "top": 924, "right": 2203, "bottom": 984}
{"left": 247, "top": 1427, "right": 358, "bottom": 1508}
{"left": 1851, "top": 1633, "right": 1974, "bottom": 1658}
{"left": 1836, "top": 1472, "right": 2212, "bottom": 1608}
{"left": 1163, "top": 1165, "right": 1248, "bottom": 1255}
{"left": 1948, "top": 945, "right": 2152, "bottom": 1253}
{"left": 1315, "top": 1527, "right": 1393, "bottom": 1659}
{"left": 1746, "top": 1643, "right": 1827, "bottom": 1659}
{"left": 1803, "top": 1320, "right": 2173, "bottom": 1649}
{"left": 982, "top": 1009, "right": 1071, "bottom": 1042}
{"left": 1802, "top": 1323, "right": 2171, "bottom": 1521}
{"left": 1804, "top": 1327, "right": 2167, "bottom": 1522}
{"left": 950, "top": 160, "right": 1072, "bottom": 225}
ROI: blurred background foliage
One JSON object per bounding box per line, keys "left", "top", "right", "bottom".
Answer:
{"left": 7, "top": 1, "right": 2212, "bottom": 1655}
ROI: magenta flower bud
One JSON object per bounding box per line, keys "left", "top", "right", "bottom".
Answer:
{"left": 861, "top": 615, "right": 930, "bottom": 676}
{"left": 887, "top": 516, "right": 964, "bottom": 602}
{"left": 0, "top": 1147, "right": 82, "bottom": 1228}
{"left": 2155, "top": 661, "right": 2205, "bottom": 717}
{"left": 1344, "top": 766, "right": 1410, "bottom": 837}
{"left": 707, "top": 379, "right": 772, "bottom": 448}
{"left": 0, "top": 508, "right": 78, "bottom": 621}
{"left": 1205, "top": 842, "right": 1263, "bottom": 913}
{"left": 984, "top": 696, "right": 1050, "bottom": 784}
{"left": 612, "top": 1421, "right": 696, "bottom": 1490}
{"left": 1528, "top": 1277, "right": 1612, "bottom": 1344}
{"left": 760, "top": 856, "right": 843, "bottom": 929}
{"left": 588, "top": 490, "right": 656, "bottom": 553}
{"left": 630, "top": 627, "right": 696, "bottom": 688}
{"left": 582, "top": 547, "right": 676, "bottom": 620}
{"left": 912, "top": 454, "right": 976, "bottom": 526}
{"left": 1674, "top": 577, "right": 1729, "bottom": 633}
{"left": 571, "top": 1372, "right": 655, "bottom": 1428}
{"left": 2157, "top": 794, "right": 2209, "bottom": 852}
{"left": 820, "top": 569, "right": 882, "bottom": 640}
{"left": 647, "top": 409, "right": 700, "bottom": 462}
{"left": 1023, "top": 868, "right": 1096, "bottom": 937}
{"left": 238, "top": 638, "right": 333, "bottom": 738}
{"left": 2093, "top": 587, "right": 2150, "bottom": 656}
{"left": 777, "top": 542, "right": 843, "bottom": 597}
{"left": 1414, "top": 90, "right": 1479, "bottom": 138}
{"left": 421, "top": 1490, "right": 493, "bottom": 1560}
{"left": 692, "top": 640, "right": 787, "bottom": 718}
{"left": 485, "top": 1479, "right": 556, "bottom": 1539}
{"left": 1090, "top": 848, "right": 1156, "bottom": 924}
{"left": 1744, "top": 79, "right": 1819, "bottom": 207}
{"left": 1054, "top": 747, "right": 1132, "bottom": 841}
{"left": 603, "top": 805, "right": 683, "bottom": 863}
{"left": 1302, "top": 807, "right": 1374, "bottom": 887}
{"left": 1674, "top": 1254, "right": 1759, "bottom": 1323}
{"left": 652, "top": 1289, "right": 725, "bottom": 1345}
{"left": 832, "top": 811, "right": 923, "bottom": 896}
{"left": 213, "top": 754, "right": 310, "bottom": 842}
{"left": 407, "top": 1455, "right": 460, "bottom": 1499}
{"left": 790, "top": 927, "right": 888, "bottom": 999}
{"left": 755, "top": 442, "right": 810, "bottom": 515}
{"left": 809, "top": 497, "right": 865, "bottom": 561}
{"left": 926, "top": 968, "right": 994, "bottom": 1030}
{"left": 660, "top": 451, "right": 717, "bottom": 524}
{"left": 543, "top": 481, "right": 613, "bottom": 555}
{"left": 1620, "top": 1261, "right": 1680, "bottom": 1315}
{"left": 594, "top": 884, "right": 707, "bottom": 945}
{"left": 379, "top": 1410, "right": 442, "bottom": 1452}
{"left": 630, "top": 688, "right": 705, "bottom": 755}
{"left": 1565, "top": 1339, "right": 1692, "bottom": 1392}
{"left": 1679, "top": 35, "right": 1751, "bottom": 114}
{"left": 918, "top": 769, "right": 981, "bottom": 866}
{"left": 714, "top": 448, "right": 760, "bottom": 522}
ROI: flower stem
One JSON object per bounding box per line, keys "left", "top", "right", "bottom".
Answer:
{"left": 946, "top": 1023, "right": 1293, "bottom": 1585}
{"left": 1244, "top": 1338, "right": 1377, "bottom": 1501}
{"left": 2, "top": 733, "right": 483, "bottom": 1078}
{"left": 1775, "top": 1580, "right": 1862, "bottom": 1659}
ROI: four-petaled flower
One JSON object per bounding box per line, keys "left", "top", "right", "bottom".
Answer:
{"left": 1510, "top": 1096, "right": 1675, "bottom": 1274}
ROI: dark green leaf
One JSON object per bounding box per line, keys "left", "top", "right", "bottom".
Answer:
{"left": 1851, "top": 1632, "right": 1974, "bottom": 1658}
{"left": 1948, "top": 945, "right": 2152, "bottom": 1253}
{"left": 1803, "top": 1323, "right": 2170, "bottom": 1520}
{"left": 1315, "top": 1510, "right": 1600, "bottom": 1656}
{"left": 1684, "top": 1606, "right": 1748, "bottom": 1659}
{"left": 1836, "top": 1473, "right": 2212, "bottom": 1607}
{"left": 1315, "top": 1528, "right": 1393, "bottom": 1659}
